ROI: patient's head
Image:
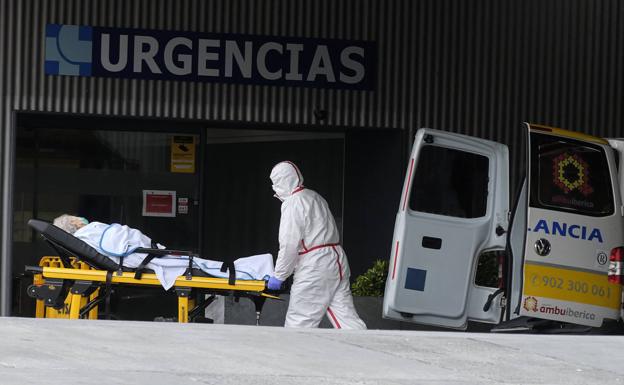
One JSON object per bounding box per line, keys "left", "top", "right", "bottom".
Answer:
{"left": 53, "top": 214, "right": 89, "bottom": 234}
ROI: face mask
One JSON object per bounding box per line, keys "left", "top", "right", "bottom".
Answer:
{"left": 272, "top": 184, "right": 284, "bottom": 201}
{"left": 273, "top": 182, "right": 291, "bottom": 200}
{"left": 80, "top": 217, "right": 89, "bottom": 225}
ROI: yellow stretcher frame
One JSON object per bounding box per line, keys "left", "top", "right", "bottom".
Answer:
{"left": 33, "top": 257, "right": 101, "bottom": 320}
{"left": 30, "top": 256, "right": 278, "bottom": 323}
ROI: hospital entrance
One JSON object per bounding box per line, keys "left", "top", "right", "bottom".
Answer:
{"left": 10, "top": 114, "right": 397, "bottom": 322}
{"left": 201, "top": 130, "right": 345, "bottom": 266}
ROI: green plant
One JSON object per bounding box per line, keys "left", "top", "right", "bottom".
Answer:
{"left": 351, "top": 259, "right": 389, "bottom": 297}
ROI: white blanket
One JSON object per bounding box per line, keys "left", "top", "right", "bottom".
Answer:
{"left": 73, "top": 222, "right": 274, "bottom": 290}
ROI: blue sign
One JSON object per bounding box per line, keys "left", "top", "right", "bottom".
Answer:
{"left": 44, "top": 24, "right": 375, "bottom": 90}
{"left": 45, "top": 24, "right": 93, "bottom": 76}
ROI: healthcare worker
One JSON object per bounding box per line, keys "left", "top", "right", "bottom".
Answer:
{"left": 267, "top": 161, "right": 367, "bottom": 329}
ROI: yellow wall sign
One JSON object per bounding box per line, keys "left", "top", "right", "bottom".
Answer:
{"left": 523, "top": 262, "right": 621, "bottom": 309}
{"left": 171, "top": 136, "right": 196, "bottom": 173}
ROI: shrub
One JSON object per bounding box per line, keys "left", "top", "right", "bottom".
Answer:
{"left": 351, "top": 259, "right": 389, "bottom": 297}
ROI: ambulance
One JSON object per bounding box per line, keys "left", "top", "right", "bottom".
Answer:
{"left": 383, "top": 123, "right": 624, "bottom": 331}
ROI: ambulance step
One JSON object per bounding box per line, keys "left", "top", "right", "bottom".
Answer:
{"left": 491, "top": 316, "right": 593, "bottom": 334}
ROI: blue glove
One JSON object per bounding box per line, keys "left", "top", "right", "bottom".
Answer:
{"left": 267, "top": 276, "right": 284, "bottom": 290}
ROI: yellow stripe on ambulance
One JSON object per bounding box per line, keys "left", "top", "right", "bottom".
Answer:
{"left": 523, "top": 262, "right": 621, "bottom": 309}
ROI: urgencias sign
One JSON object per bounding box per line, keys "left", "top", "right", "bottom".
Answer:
{"left": 45, "top": 24, "right": 376, "bottom": 90}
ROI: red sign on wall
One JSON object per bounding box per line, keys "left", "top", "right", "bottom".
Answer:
{"left": 142, "top": 190, "right": 176, "bottom": 217}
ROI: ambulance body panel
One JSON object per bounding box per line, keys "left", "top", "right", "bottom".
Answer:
{"left": 383, "top": 124, "right": 624, "bottom": 330}
{"left": 519, "top": 125, "right": 623, "bottom": 327}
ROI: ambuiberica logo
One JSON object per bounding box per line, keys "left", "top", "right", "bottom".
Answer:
{"left": 523, "top": 296, "right": 597, "bottom": 322}
{"left": 523, "top": 296, "right": 538, "bottom": 312}
{"left": 43, "top": 24, "right": 376, "bottom": 90}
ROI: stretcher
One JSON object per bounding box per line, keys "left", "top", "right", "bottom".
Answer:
{"left": 25, "top": 219, "right": 280, "bottom": 324}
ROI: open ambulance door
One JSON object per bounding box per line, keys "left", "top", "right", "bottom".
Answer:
{"left": 383, "top": 128, "right": 509, "bottom": 329}
{"left": 517, "top": 123, "right": 623, "bottom": 327}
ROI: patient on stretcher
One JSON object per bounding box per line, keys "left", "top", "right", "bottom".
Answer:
{"left": 53, "top": 214, "right": 274, "bottom": 290}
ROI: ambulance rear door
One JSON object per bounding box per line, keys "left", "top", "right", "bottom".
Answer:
{"left": 519, "top": 124, "right": 623, "bottom": 327}
{"left": 383, "top": 128, "right": 509, "bottom": 329}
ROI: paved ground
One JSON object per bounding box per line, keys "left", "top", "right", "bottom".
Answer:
{"left": 0, "top": 317, "right": 623, "bottom": 385}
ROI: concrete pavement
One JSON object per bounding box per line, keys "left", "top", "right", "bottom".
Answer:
{"left": 0, "top": 317, "right": 623, "bottom": 384}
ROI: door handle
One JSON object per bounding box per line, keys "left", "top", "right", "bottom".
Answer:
{"left": 421, "top": 236, "right": 442, "bottom": 250}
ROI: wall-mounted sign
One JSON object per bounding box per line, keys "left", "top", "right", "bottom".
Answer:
{"left": 44, "top": 24, "right": 375, "bottom": 90}
{"left": 142, "top": 190, "right": 176, "bottom": 217}
{"left": 178, "top": 197, "right": 189, "bottom": 215}
{"left": 171, "top": 136, "right": 196, "bottom": 173}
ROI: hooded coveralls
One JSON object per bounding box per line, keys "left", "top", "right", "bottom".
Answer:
{"left": 270, "top": 161, "right": 366, "bottom": 329}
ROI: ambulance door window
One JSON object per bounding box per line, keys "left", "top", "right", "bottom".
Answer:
{"left": 475, "top": 251, "right": 502, "bottom": 288}
{"left": 409, "top": 145, "right": 489, "bottom": 218}
{"left": 530, "top": 134, "right": 614, "bottom": 216}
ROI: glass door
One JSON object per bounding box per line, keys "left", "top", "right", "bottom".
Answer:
{"left": 13, "top": 123, "right": 201, "bottom": 317}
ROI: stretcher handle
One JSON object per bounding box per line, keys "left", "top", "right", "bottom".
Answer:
{"left": 133, "top": 247, "right": 198, "bottom": 257}
{"left": 25, "top": 265, "right": 43, "bottom": 274}
{"left": 263, "top": 280, "right": 287, "bottom": 295}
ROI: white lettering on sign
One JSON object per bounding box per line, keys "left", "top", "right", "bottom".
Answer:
{"left": 164, "top": 37, "right": 193, "bottom": 75}
{"left": 225, "top": 41, "right": 252, "bottom": 78}
{"left": 45, "top": 24, "right": 375, "bottom": 89}
{"left": 100, "top": 34, "right": 128, "bottom": 72}
{"left": 307, "top": 45, "right": 335, "bottom": 82}
{"left": 197, "top": 39, "right": 220, "bottom": 77}
{"left": 134, "top": 35, "right": 162, "bottom": 74}
{"left": 285, "top": 43, "right": 303, "bottom": 81}
{"left": 340, "top": 46, "right": 365, "bottom": 84}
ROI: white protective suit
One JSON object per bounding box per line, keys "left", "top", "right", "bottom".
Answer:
{"left": 73, "top": 222, "right": 274, "bottom": 290}
{"left": 270, "top": 161, "right": 366, "bottom": 329}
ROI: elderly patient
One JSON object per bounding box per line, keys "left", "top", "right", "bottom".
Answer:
{"left": 53, "top": 214, "right": 273, "bottom": 290}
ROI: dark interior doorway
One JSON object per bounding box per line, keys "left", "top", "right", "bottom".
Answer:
{"left": 343, "top": 130, "right": 404, "bottom": 279}
{"left": 11, "top": 113, "right": 404, "bottom": 320}
{"left": 202, "top": 132, "right": 345, "bottom": 263}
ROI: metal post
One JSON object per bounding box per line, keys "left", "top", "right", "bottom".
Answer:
{"left": 1, "top": 113, "right": 15, "bottom": 316}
